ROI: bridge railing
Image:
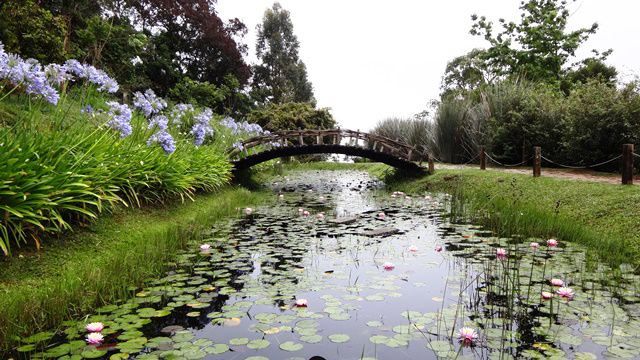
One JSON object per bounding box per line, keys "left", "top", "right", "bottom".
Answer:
{"left": 227, "top": 128, "right": 430, "bottom": 163}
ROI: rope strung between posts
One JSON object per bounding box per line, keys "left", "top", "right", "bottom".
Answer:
{"left": 633, "top": 152, "right": 640, "bottom": 158}
{"left": 462, "top": 154, "right": 479, "bottom": 165}
{"left": 540, "top": 155, "right": 622, "bottom": 169}
{"left": 485, "top": 153, "right": 530, "bottom": 167}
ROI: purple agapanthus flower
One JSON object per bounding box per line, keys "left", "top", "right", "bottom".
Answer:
{"left": 232, "top": 141, "right": 245, "bottom": 151}
{"left": 169, "top": 103, "right": 194, "bottom": 125}
{"left": 191, "top": 108, "right": 214, "bottom": 146}
{"left": 133, "top": 89, "right": 167, "bottom": 117}
{"left": 106, "top": 101, "right": 133, "bottom": 138}
{"left": 63, "top": 59, "right": 119, "bottom": 93}
{"left": 44, "top": 63, "right": 72, "bottom": 86}
{"left": 147, "top": 130, "right": 176, "bottom": 154}
{"left": 148, "top": 115, "right": 169, "bottom": 131}
{"left": 0, "top": 50, "right": 60, "bottom": 105}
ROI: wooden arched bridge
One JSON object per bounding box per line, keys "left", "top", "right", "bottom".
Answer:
{"left": 227, "top": 129, "right": 430, "bottom": 173}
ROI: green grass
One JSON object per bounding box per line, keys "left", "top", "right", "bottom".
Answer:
{"left": 0, "top": 186, "right": 268, "bottom": 350}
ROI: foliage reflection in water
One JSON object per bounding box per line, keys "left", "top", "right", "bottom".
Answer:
{"left": 11, "top": 171, "right": 640, "bottom": 359}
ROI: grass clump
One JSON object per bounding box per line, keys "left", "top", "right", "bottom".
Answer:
{"left": 0, "top": 186, "right": 268, "bottom": 349}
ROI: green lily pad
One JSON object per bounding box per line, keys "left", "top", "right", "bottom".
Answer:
{"left": 207, "top": 344, "right": 229, "bottom": 355}
{"left": 247, "top": 339, "right": 270, "bottom": 350}
{"left": 279, "top": 341, "right": 303, "bottom": 351}
{"left": 229, "top": 337, "right": 249, "bottom": 346}
{"left": 328, "top": 334, "right": 350, "bottom": 343}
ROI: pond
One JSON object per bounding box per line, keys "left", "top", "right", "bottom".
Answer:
{"left": 11, "top": 170, "right": 640, "bottom": 359}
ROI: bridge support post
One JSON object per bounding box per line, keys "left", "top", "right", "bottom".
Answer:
{"left": 298, "top": 129, "right": 304, "bottom": 146}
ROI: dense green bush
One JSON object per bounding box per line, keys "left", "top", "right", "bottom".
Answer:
{"left": 246, "top": 102, "right": 335, "bottom": 132}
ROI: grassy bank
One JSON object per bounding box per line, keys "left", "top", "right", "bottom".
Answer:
{"left": 0, "top": 186, "right": 268, "bottom": 350}
{"left": 284, "top": 163, "right": 640, "bottom": 267}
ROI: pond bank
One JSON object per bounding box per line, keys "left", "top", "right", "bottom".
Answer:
{"left": 284, "top": 162, "right": 640, "bottom": 267}
{"left": 0, "top": 186, "right": 267, "bottom": 350}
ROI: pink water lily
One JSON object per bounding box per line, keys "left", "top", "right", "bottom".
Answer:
{"left": 408, "top": 245, "right": 418, "bottom": 252}
{"left": 316, "top": 213, "right": 325, "bottom": 220}
{"left": 435, "top": 245, "right": 443, "bottom": 252}
{"left": 85, "top": 332, "right": 104, "bottom": 345}
{"left": 85, "top": 322, "right": 104, "bottom": 333}
{"left": 382, "top": 262, "right": 395, "bottom": 270}
{"left": 557, "top": 287, "right": 575, "bottom": 299}
{"left": 295, "top": 298, "right": 308, "bottom": 307}
{"left": 303, "top": 210, "right": 310, "bottom": 217}
{"left": 530, "top": 242, "right": 540, "bottom": 249}
{"left": 547, "top": 239, "right": 558, "bottom": 247}
{"left": 550, "top": 278, "right": 564, "bottom": 287}
{"left": 200, "top": 243, "right": 211, "bottom": 251}
{"left": 496, "top": 248, "right": 507, "bottom": 259}
{"left": 541, "top": 291, "right": 553, "bottom": 300}
{"left": 244, "top": 207, "right": 253, "bottom": 215}
{"left": 457, "top": 327, "right": 479, "bottom": 345}
{"left": 377, "top": 212, "right": 386, "bottom": 219}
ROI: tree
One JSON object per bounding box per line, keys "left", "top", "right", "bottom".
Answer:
{"left": 0, "top": 0, "right": 68, "bottom": 63}
{"left": 246, "top": 102, "right": 334, "bottom": 132}
{"left": 121, "top": 0, "right": 251, "bottom": 95}
{"left": 469, "top": 0, "right": 607, "bottom": 84}
{"left": 252, "top": 3, "right": 315, "bottom": 105}
{"left": 441, "top": 49, "right": 494, "bottom": 97}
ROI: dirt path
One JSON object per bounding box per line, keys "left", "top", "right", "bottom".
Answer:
{"left": 436, "top": 163, "right": 638, "bottom": 185}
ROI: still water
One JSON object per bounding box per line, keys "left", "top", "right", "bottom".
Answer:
{"left": 15, "top": 171, "right": 640, "bottom": 359}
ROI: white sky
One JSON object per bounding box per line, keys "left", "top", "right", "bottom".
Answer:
{"left": 217, "top": 0, "right": 640, "bottom": 131}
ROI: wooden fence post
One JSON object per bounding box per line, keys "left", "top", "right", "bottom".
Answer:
{"left": 428, "top": 156, "right": 435, "bottom": 173}
{"left": 480, "top": 146, "right": 486, "bottom": 170}
{"left": 533, "top": 146, "right": 541, "bottom": 177}
{"left": 622, "top": 144, "right": 634, "bottom": 185}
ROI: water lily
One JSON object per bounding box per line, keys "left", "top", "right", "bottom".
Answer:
{"left": 530, "top": 242, "right": 540, "bottom": 249}
{"left": 550, "top": 278, "right": 564, "bottom": 286}
{"left": 200, "top": 243, "right": 211, "bottom": 251}
{"left": 424, "top": 195, "right": 432, "bottom": 200}
{"left": 457, "top": 327, "right": 478, "bottom": 345}
{"left": 244, "top": 207, "right": 253, "bottom": 215}
{"left": 303, "top": 210, "right": 310, "bottom": 217}
{"left": 556, "top": 287, "right": 575, "bottom": 299}
{"left": 85, "top": 322, "right": 104, "bottom": 333}
{"left": 435, "top": 245, "right": 443, "bottom": 252}
{"left": 408, "top": 245, "right": 418, "bottom": 252}
{"left": 377, "top": 212, "right": 386, "bottom": 219}
{"left": 295, "top": 298, "right": 308, "bottom": 307}
{"left": 547, "top": 239, "right": 558, "bottom": 247}
{"left": 316, "top": 212, "right": 325, "bottom": 220}
{"left": 383, "top": 262, "right": 395, "bottom": 270}
{"left": 278, "top": 194, "right": 284, "bottom": 199}
{"left": 391, "top": 194, "right": 397, "bottom": 198}
{"left": 298, "top": 208, "right": 304, "bottom": 213}
{"left": 319, "top": 196, "right": 325, "bottom": 201}
{"left": 86, "top": 332, "right": 104, "bottom": 345}
{"left": 496, "top": 248, "right": 507, "bottom": 259}
{"left": 541, "top": 291, "right": 553, "bottom": 300}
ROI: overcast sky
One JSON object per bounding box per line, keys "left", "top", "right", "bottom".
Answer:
{"left": 217, "top": 0, "right": 640, "bottom": 131}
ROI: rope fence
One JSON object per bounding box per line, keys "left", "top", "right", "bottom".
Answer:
{"left": 429, "top": 144, "right": 637, "bottom": 185}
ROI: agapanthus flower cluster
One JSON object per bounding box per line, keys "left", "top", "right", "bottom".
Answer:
{"left": 44, "top": 64, "right": 73, "bottom": 86}
{"left": 220, "top": 116, "right": 266, "bottom": 136}
{"left": 191, "top": 108, "right": 214, "bottom": 146}
{"left": 0, "top": 45, "right": 59, "bottom": 104}
{"left": 147, "top": 130, "right": 176, "bottom": 154}
{"left": 106, "top": 101, "right": 133, "bottom": 138}
{"left": 169, "top": 103, "right": 194, "bottom": 125}
{"left": 232, "top": 141, "right": 244, "bottom": 151}
{"left": 133, "top": 89, "right": 167, "bottom": 117}
{"left": 148, "top": 115, "right": 169, "bottom": 131}
{"left": 63, "top": 59, "right": 118, "bottom": 93}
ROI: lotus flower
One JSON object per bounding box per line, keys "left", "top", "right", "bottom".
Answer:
{"left": 85, "top": 322, "right": 104, "bottom": 333}
{"left": 541, "top": 291, "right": 553, "bottom": 300}
{"left": 244, "top": 207, "right": 253, "bottom": 215}
{"left": 295, "top": 298, "right": 308, "bottom": 307}
{"left": 303, "top": 210, "right": 310, "bottom": 217}
{"left": 547, "top": 239, "right": 558, "bottom": 247}
{"left": 435, "top": 245, "right": 443, "bottom": 252}
{"left": 556, "top": 287, "right": 574, "bottom": 299}
{"left": 86, "top": 332, "right": 104, "bottom": 345}
{"left": 457, "top": 327, "right": 478, "bottom": 345}
{"left": 550, "top": 278, "right": 564, "bottom": 287}
{"left": 408, "top": 245, "right": 418, "bottom": 252}
{"left": 377, "top": 212, "right": 386, "bottom": 219}
{"left": 496, "top": 248, "right": 507, "bottom": 259}
{"left": 382, "top": 262, "right": 395, "bottom": 270}
{"left": 530, "top": 242, "right": 540, "bottom": 249}
{"left": 200, "top": 243, "right": 211, "bottom": 251}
